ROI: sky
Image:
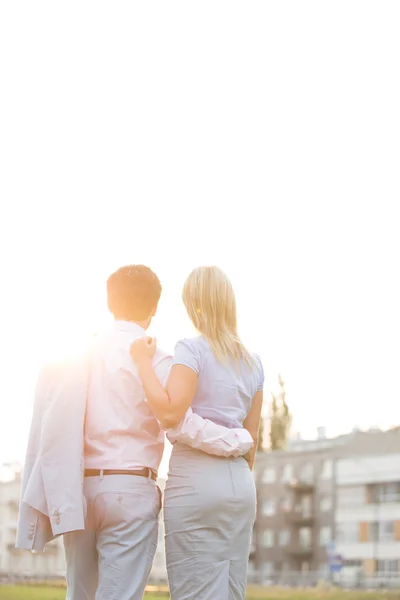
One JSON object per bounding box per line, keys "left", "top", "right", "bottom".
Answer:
{"left": 0, "top": 2, "right": 399, "bottom": 468}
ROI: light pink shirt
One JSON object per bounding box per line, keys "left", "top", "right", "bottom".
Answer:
{"left": 84, "top": 321, "right": 254, "bottom": 472}
{"left": 84, "top": 321, "right": 170, "bottom": 472}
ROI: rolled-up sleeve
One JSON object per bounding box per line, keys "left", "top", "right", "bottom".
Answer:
{"left": 172, "top": 339, "right": 201, "bottom": 375}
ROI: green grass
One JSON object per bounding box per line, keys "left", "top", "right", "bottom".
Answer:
{"left": 0, "top": 588, "right": 164, "bottom": 600}
{"left": 246, "top": 589, "right": 400, "bottom": 600}
{"left": 0, "top": 587, "right": 399, "bottom": 600}
{"left": 0, "top": 589, "right": 64, "bottom": 600}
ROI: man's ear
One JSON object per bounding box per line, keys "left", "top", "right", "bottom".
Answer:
{"left": 151, "top": 304, "right": 158, "bottom": 317}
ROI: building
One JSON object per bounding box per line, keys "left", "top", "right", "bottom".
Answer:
{"left": 251, "top": 426, "right": 400, "bottom": 585}
{"left": 0, "top": 474, "right": 65, "bottom": 579}
{"left": 250, "top": 428, "right": 336, "bottom": 583}
{"left": 335, "top": 428, "right": 400, "bottom": 584}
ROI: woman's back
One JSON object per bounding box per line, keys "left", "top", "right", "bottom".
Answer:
{"left": 166, "top": 335, "right": 261, "bottom": 598}
{"left": 173, "top": 336, "right": 264, "bottom": 429}
{"left": 132, "top": 264, "right": 264, "bottom": 599}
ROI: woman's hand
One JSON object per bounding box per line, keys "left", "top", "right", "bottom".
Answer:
{"left": 130, "top": 336, "right": 157, "bottom": 366}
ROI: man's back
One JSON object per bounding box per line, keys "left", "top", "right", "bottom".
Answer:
{"left": 84, "top": 320, "right": 172, "bottom": 472}
{"left": 62, "top": 264, "right": 251, "bottom": 600}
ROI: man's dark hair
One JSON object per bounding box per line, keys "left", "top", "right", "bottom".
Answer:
{"left": 107, "top": 265, "right": 162, "bottom": 321}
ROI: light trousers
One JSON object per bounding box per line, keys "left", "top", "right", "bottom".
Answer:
{"left": 64, "top": 474, "right": 161, "bottom": 600}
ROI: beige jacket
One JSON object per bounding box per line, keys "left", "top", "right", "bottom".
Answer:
{"left": 16, "top": 354, "right": 88, "bottom": 551}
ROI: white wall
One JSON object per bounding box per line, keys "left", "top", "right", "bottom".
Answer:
{"left": 336, "top": 541, "right": 400, "bottom": 560}
{"left": 337, "top": 503, "right": 400, "bottom": 523}
{"left": 336, "top": 454, "right": 400, "bottom": 485}
{"left": 335, "top": 454, "right": 400, "bottom": 566}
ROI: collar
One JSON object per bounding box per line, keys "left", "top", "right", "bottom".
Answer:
{"left": 114, "top": 320, "right": 147, "bottom": 337}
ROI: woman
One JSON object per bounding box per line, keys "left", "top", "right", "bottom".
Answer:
{"left": 131, "top": 266, "right": 264, "bottom": 600}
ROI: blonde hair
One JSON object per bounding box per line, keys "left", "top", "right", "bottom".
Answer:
{"left": 182, "top": 266, "right": 252, "bottom": 365}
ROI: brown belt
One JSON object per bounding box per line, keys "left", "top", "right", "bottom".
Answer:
{"left": 84, "top": 468, "right": 157, "bottom": 481}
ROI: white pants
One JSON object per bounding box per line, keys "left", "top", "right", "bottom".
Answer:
{"left": 64, "top": 474, "right": 161, "bottom": 600}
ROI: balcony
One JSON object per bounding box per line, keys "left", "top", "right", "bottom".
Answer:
{"left": 285, "top": 542, "right": 313, "bottom": 558}
{"left": 285, "top": 478, "right": 314, "bottom": 493}
{"left": 284, "top": 508, "right": 314, "bottom": 526}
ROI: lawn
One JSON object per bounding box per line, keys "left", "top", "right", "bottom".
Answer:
{"left": 0, "top": 587, "right": 399, "bottom": 600}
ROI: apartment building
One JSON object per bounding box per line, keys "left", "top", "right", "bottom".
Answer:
{"left": 251, "top": 426, "right": 400, "bottom": 583}
{"left": 250, "top": 430, "right": 336, "bottom": 582}
{"left": 335, "top": 428, "right": 400, "bottom": 583}
{"left": 0, "top": 474, "right": 65, "bottom": 578}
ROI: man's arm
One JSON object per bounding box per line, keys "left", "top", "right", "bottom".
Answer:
{"left": 153, "top": 354, "right": 253, "bottom": 458}
{"left": 167, "top": 409, "right": 254, "bottom": 457}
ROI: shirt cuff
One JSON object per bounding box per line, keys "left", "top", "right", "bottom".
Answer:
{"left": 168, "top": 409, "right": 254, "bottom": 457}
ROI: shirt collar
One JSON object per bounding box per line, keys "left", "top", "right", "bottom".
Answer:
{"left": 114, "top": 320, "right": 147, "bottom": 337}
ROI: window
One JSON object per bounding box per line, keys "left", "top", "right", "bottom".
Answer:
{"left": 262, "top": 499, "right": 276, "bottom": 516}
{"left": 280, "top": 495, "right": 292, "bottom": 513}
{"left": 279, "top": 530, "right": 290, "bottom": 547}
{"left": 282, "top": 464, "right": 293, "bottom": 482}
{"left": 293, "top": 496, "right": 312, "bottom": 517}
{"left": 262, "top": 467, "right": 276, "bottom": 484}
{"left": 320, "top": 496, "right": 332, "bottom": 512}
{"left": 337, "top": 522, "right": 359, "bottom": 543}
{"left": 300, "top": 462, "right": 314, "bottom": 484}
{"left": 370, "top": 521, "right": 395, "bottom": 542}
{"left": 368, "top": 482, "right": 400, "bottom": 504}
{"left": 343, "top": 560, "right": 362, "bottom": 568}
{"left": 302, "top": 495, "right": 312, "bottom": 516}
{"left": 380, "top": 483, "right": 400, "bottom": 503}
{"left": 377, "top": 560, "right": 398, "bottom": 574}
{"left": 299, "top": 527, "right": 312, "bottom": 548}
{"left": 262, "top": 530, "right": 274, "bottom": 548}
{"left": 380, "top": 521, "right": 395, "bottom": 542}
{"left": 321, "top": 460, "right": 333, "bottom": 480}
{"left": 337, "top": 485, "right": 364, "bottom": 508}
{"left": 366, "top": 485, "right": 378, "bottom": 503}
{"left": 319, "top": 526, "right": 331, "bottom": 546}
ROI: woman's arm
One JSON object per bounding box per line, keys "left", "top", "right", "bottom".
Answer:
{"left": 136, "top": 361, "right": 197, "bottom": 428}
{"left": 132, "top": 338, "right": 198, "bottom": 429}
{"left": 242, "top": 390, "right": 263, "bottom": 470}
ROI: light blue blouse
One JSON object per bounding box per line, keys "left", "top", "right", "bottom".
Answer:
{"left": 172, "top": 336, "right": 264, "bottom": 429}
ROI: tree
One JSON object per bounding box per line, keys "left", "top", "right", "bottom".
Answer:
{"left": 269, "top": 374, "right": 292, "bottom": 450}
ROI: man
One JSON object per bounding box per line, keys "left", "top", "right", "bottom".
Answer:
{"left": 17, "top": 265, "right": 253, "bottom": 600}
